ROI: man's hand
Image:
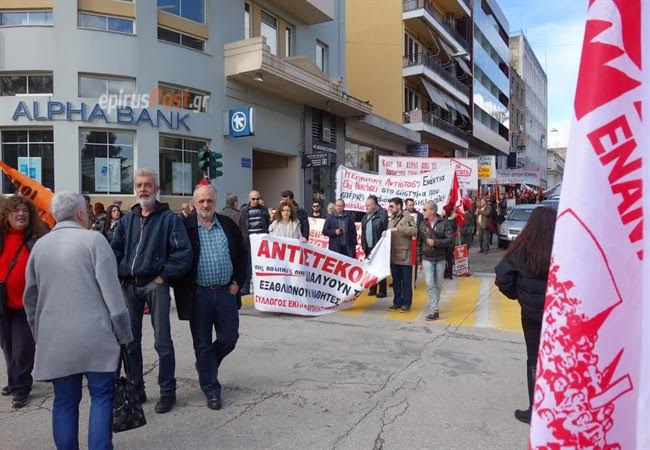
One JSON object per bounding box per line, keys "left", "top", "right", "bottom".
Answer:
{"left": 228, "top": 283, "right": 239, "bottom": 296}
{"left": 335, "top": 228, "right": 341, "bottom": 235}
{"left": 426, "top": 238, "right": 434, "bottom": 246}
{"left": 153, "top": 275, "right": 165, "bottom": 285}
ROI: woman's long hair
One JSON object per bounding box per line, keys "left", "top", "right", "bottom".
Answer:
{"left": 273, "top": 201, "right": 297, "bottom": 222}
{"left": 505, "top": 206, "right": 557, "bottom": 278}
{"left": 102, "top": 205, "right": 123, "bottom": 235}
{"left": 0, "top": 195, "right": 49, "bottom": 241}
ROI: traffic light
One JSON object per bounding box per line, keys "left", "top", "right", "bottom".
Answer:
{"left": 198, "top": 149, "right": 210, "bottom": 176}
{"left": 209, "top": 151, "right": 223, "bottom": 178}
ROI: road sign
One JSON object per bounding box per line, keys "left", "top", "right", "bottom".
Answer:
{"left": 228, "top": 107, "right": 255, "bottom": 137}
{"left": 241, "top": 157, "right": 252, "bottom": 168}
{"left": 302, "top": 152, "right": 330, "bottom": 168}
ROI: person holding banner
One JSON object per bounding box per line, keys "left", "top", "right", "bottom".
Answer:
{"left": 269, "top": 201, "right": 306, "bottom": 242}
{"left": 361, "top": 195, "right": 388, "bottom": 298}
{"left": 386, "top": 198, "right": 417, "bottom": 313}
{"left": 322, "top": 199, "right": 357, "bottom": 258}
{"left": 494, "top": 207, "right": 556, "bottom": 424}
{"left": 417, "top": 201, "right": 453, "bottom": 321}
{"left": 477, "top": 198, "right": 493, "bottom": 254}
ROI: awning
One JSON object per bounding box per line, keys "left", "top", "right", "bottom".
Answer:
{"left": 421, "top": 78, "right": 449, "bottom": 111}
{"left": 456, "top": 57, "right": 472, "bottom": 75}
{"left": 432, "top": 32, "right": 472, "bottom": 76}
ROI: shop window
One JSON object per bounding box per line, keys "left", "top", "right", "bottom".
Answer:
{"left": 80, "top": 130, "right": 134, "bottom": 195}
{"left": 345, "top": 141, "right": 378, "bottom": 173}
{"left": 1, "top": 129, "right": 55, "bottom": 194}
{"left": 0, "top": 73, "right": 53, "bottom": 96}
{"left": 157, "top": 0, "right": 204, "bottom": 23}
{"left": 159, "top": 135, "right": 205, "bottom": 195}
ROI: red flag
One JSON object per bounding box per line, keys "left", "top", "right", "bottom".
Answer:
{"left": 0, "top": 161, "right": 56, "bottom": 228}
{"left": 197, "top": 177, "right": 210, "bottom": 186}
{"left": 446, "top": 171, "right": 465, "bottom": 227}
{"left": 530, "top": 1, "right": 649, "bottom": 448}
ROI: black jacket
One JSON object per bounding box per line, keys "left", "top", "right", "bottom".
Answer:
{"left": 111, "top": 202, "right": 193, "bottom": 286}
{"left": 173, "top": 211, "right": 247, "bottom": 320}
{"left": 360, "top": 208, "right": 388, "bottom": 253}
{"left": 295, "top": 203, "right": 310, "bottom": 239}
{"left": 322, "top": 212, "right": 357, "bottom": 256}
{"left": 417, "top": 216, "right": 454, "bottom": 262}
{"left": 240, "top": 203, "right": 271, "bottom": 234}
{"left": 495, "top": 254, "right": 548, "bottom": 322}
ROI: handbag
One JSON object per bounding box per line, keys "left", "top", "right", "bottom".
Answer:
{"left": 0, "top": 241, "right": 26, "bottom": 318}
{"left": 112, "top": 346, "right": 146, "bottom": 433}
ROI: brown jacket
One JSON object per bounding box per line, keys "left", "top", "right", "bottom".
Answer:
{"left": 221, "top": 206, "right": 249, "bottom": 246}
{"left": 388, "top": 211, "right": 417, "bottom": 266}
{"left": 477, "top": 204, "right": 493, "bottom": 230}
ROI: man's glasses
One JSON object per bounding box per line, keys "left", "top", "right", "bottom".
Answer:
{"left": 312, "top": 205, "right": 320, "bottom": 209}
{"left": 250, "top": 197, "right": 260, "bottom": 201}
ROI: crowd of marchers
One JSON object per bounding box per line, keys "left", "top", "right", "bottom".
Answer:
{"left": 0, "top": 169, "right": 554, "bottom": 448}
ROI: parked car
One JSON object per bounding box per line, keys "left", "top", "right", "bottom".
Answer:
{"left": 541, "top": 198, "right": 560, "bottom": 211}
{"left": 498, "top": 204, "right": 543, "bottom": 248}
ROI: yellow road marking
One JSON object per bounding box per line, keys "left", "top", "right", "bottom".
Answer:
{"left": 488, "top": 286, "right": 521, "bottom": 331}
{"left": 385, "top": 278, "right": 429, "bottom": 321}
{"left": 339, "top": 291, "right": 381, "bottom": 316}
{"left": 439, "top": 277, "right": 481, "bottom": 327}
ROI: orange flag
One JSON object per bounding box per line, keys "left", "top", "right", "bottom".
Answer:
{"left": 0, "top": 161, "right": 56, "bottom": 228}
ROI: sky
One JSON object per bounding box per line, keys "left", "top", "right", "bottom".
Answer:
{"left": 498, "top": 0, "right": 588, "bottom": 148}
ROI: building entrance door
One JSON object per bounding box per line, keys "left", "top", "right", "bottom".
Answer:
{"left": 251, "top": 149, "right": 299, "bottom": 209}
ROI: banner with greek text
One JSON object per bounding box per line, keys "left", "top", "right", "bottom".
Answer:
{"left": 335, "top": 165, "right": 453, "bottom": 212}
{"left": 251, "top": 233, "right": 391, "bottom": 316}
{"left": 378, "top": 156, "right": 478, "bottom": 190}
{"left": 308, "top": 217, "right": 365, "bottom": 260}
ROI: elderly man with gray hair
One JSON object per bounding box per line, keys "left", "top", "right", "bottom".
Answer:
{"left": 24, "top": 191, "right": 133, "bottom": 450}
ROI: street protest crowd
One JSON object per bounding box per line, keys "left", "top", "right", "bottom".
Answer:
{"left": 0, "top": 166, "right": 552, "bottom": 449}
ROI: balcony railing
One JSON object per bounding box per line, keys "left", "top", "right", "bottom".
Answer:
{"left": 404, "top": 109, "right": 470, "bottom": 138}
{"left": 403, "top": 52, "right": 470, "bottom": 97}
{"left": 403, "top": 0, "right": 469, "bottom": 51}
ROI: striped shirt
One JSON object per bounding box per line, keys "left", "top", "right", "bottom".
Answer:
{"left": 196, "top": 215, "right": 233, "bottom": 286}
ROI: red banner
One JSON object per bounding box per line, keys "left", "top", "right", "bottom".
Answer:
{"left": 0, "top": 161, "right": 56, "bottom": 228}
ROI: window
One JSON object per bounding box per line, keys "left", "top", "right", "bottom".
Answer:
{"left": 157, "top": 27, "right": 205, "bottom": 51}
{"left": 404, "top": 33, "right": 420, "bottom": 64}
{"left": 159, "top": 135, "right": 205, "bottom": 195}
{"left": 1, "top": 130, "right": 55, "bottom": 194}
{"left": 78, "top": 12, "right": 134, "bottom": 34}
{"left": 80, "top": 130, "right": 134, "bottom": 195}
{"left": 316, "top": 41, "right": 328, "bottom": 73}
{"left": 244, "top": 3, "right": 251, "bottom": 39}
{"left": 260, "top": 10, "right": 277, "bottom": 55}
{"left": 0, "top": 10, "right": 53, "bottom": 26}
{"left": 344, "top": 141, "right": 377, "bottom": 173}
{"left": 404, "top": 88, "right": 419, "bottom": 112}
{"left": 157, "top": 0, "right": 204, "bottom": 23}
{"left": 158, "top": 83, "right": 209, "bottom": 112}
{"left": 0, "top": 74, "right": 53, "bottom": 96}
{"left": 285, "top": 26, "right": 293, "bottom": 57}
{"left": 79, "top": 74, "right": 135, "bottom": 98}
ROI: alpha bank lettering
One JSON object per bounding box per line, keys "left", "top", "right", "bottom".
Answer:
{"left": 11, "top": 101, "right": 191, "bottom": 131}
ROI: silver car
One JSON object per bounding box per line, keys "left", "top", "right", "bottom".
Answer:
{"left": 498, "top": 204, "right": 542, "bottom": 248}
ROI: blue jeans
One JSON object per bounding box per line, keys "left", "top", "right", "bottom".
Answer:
{"left": 390, "top": 264, "right": 413, "bottom": 309}
{"left": 122, "top": 281, "right": 176, "bottom": 395}
{"left": 422, "top": 259, "right": 446, "bottom": 312}
{"left": 52, "top": 372, "right": 116, "bottom": 450}
{"left": 190, "top": 286, "right": 239, "bottom": 398}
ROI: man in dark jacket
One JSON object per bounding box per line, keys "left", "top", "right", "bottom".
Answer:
{"left": 361, "top": 195, "right": 388, "bottom": 297}
{"left": 173, "top": 185, "right": 246, "bottom": 411}
{"left": 111, "top": 168, "right": 193, "bottom": 414}
{"left": 322, "top": 198, "right": 357, "bottom": 258}
{"left": 281, "top": 190, "right": 309, "bottom": 239}
{"left": 239, "top": 190, "right": 270, "bottom": 295}
{"left": 417, "top": 201, "right": 453, "bottom": 320}
{"left": 405, "top": 198, "right": 424, "bottom": 228}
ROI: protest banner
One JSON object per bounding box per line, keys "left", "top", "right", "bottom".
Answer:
{"left": 477, "top": 156, "right": 496, "bottom": 180}
{"left": 452, "top": 244, "right": 469, "bottom": 277}
{"left": 480, "top": 168, "right": 542, "bottom": 186}
{"left": 0, "top": 161, "right": 56, "bottom": 228}
{"left": 378, "top": 156, "right": 478, "bottom": 190}
{"left": 251, "top": 233, "right": 391, "bottom": 316}
{"left": 530, "top": 1, "right": 649, "bottom": 448}
{"left": 308, "top": 217, "right": 364, "bottom": 260}
{"left": 335, "top": 165, "right": 453, "bottom": 212}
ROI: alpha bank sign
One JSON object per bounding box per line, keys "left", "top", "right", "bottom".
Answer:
{"left": 11, "top": 100, "right": 191, "bottom": 131}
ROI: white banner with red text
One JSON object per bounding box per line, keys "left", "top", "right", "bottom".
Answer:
{"left": 335, "top": 165, "right": 453, "bottom": 212}
{"left": 307, "top": 217, "right": 365, "bottom": 260}
{"left": 251, "top": 233, "right": 391, "bottom": 316}
{"left": 378, "top": 156, "right": 478, "bottom": 190}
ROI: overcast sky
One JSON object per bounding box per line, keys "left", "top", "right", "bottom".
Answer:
{"left": 498, "top": 0, "right": 587, "bottom": 148}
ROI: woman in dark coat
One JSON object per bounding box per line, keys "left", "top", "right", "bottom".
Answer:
{"left": 102, "top": 204, "right": 123, "bottom": 242}
{"left": 494, "top": 206, "right": 556, "bottom": 424}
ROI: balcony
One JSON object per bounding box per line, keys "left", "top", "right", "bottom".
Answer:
{"left": 403, "top": 0, "right": 469, "bottom": 52}
{"left": 267, "top": 0, "right": 334, "bottom": 24}
{"left": 225, "top": 38, "right": 372, "bottom": 118}
{"left": 403, "top": 109, "right": 469, "bottom": 148}
{"left": 403, "top": 52, "right": 470, "bottom": 103}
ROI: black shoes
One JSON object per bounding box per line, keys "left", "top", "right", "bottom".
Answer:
{"left": 1, "top": 386, "right": 10, "bottom": 396}
{"left": 12, "top": 393, "right": 29, "bottom": 409}
{"left": 387, "top": 305, "right": 400, "bottom": 311}
{"left": 426, "top": 311, "right": 440, "bottom": 321}
{"left": 399, "top": 306, "right": 410, "bottom": 313}
{"left": 514, "top": 407, "right": 532, "bottom": 424}
{"left": 368, "top": 290, "right": 377, "bottom": 296}
{"left": 137, "top": 387, "right": 147, "bottom": 404}
{"left": 376, "top": 293, "right": 387, "bottom": 298}
{"left": 207, "top": 395, "right": 222, "bottom": 410}
{"left": 155, "top": 393, "right": 176, "bottom": 414}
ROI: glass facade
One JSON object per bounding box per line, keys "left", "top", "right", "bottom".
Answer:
{"left": 80, "top": 130, "right": 134, "bottom": 195}
{"left": 1, "top": 129, "right": 54, "bottom": 194}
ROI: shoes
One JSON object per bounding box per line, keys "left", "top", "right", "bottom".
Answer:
{"left": 479, "top": 249, "right": 484, "bottom": 254}
{"left": 12, "top": 393, "right": 29, "bottom": 409}
{"left": 387, "top": 305, "right": 400, "bottom": 311}
{"left": 1, "top": 386, "right": 10, "bottom": 396}
{"left": 137, "top": 387, "right": 147, "bottom": 404}
{"left": 514, "top": 407, "right": 531, "bottom": 424}
{"left": 399, "top": 306, "right": 410, "bottom": 313}
{"left": 376, "top": 293, "right": 387, "bottom": 299}
{"left": 426, "top": 311, "right": 440, "bottom": 321}
{"left": 207, "top": 395, "right": 222, "bottom": 410}
{"left": 155, "top": 393, "right": 176, "bottom": 414}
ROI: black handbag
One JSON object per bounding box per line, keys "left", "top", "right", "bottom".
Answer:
{"left": 0, "top": 241, "right": 26, "bottom": 318}
{"left": 112, "top": 346, "right": 146, "bottom": 433}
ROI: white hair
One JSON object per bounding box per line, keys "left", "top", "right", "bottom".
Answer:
{"left": 135, "top": 168, "right": 159, "bottom": 187}
{"left": 424, "top": 200, "right": 437, "bottom": 212}
{"left": 50, "top": 192, "right": 86, "bottom": 222}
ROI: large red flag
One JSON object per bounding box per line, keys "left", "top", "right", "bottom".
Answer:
{"left": 0, "top": 161, "right": 56, "bottom": 228}
{"left": 530, "top": 0, "right": 649, "bottom": 448}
